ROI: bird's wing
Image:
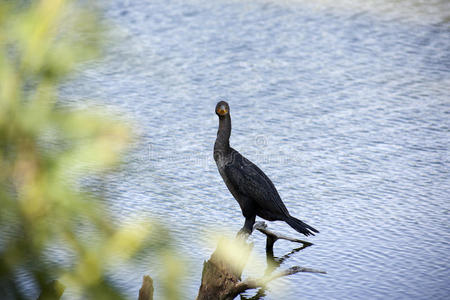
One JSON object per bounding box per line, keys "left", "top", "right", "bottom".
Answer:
{"left": 223, "top": 152, "right": 289, "bottom": 217}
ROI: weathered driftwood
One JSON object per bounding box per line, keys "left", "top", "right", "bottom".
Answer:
{"left": 253, "top": 221, "right": 313, "bottom": 251}
{"left": 138, "top": 275, "right": 154, "bottom": 300}
{"left": 196, "top": 237, "right": 252, "bottom": 300}
{"left": 196, "top": 222, "right": 325, "bottom": 300}
{"left": 233, "top": 266, "right": 326, "bottom": 296}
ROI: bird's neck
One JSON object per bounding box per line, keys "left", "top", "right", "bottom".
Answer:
{"left": 215, "top": 115, "right": 231, "bottom": 152}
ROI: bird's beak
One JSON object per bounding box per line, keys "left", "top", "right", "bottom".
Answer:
{"left": 217, "top": 106, "right": 228, "bottom": 115}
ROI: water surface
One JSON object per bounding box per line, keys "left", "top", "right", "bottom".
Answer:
{"left": 62, "top": 0, "right": 450, "bottom": 299}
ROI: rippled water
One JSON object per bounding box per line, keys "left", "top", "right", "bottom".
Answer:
{"left": 61, "top": 0, "right": 450, "bottom": 299}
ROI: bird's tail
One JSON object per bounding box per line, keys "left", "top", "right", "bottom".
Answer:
{"left": 286, "top": 216, "right": 319, "bottom": 236}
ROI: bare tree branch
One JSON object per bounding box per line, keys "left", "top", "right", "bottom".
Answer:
{"left": 230, "top": 266, "right": 326, "bottom": 297}
{"left": 254, "top": 221, "right": 313, "bottom": 251}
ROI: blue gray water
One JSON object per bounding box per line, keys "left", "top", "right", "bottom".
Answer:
{"left": 61, "top": 0, "right": 450, "bottom": 299}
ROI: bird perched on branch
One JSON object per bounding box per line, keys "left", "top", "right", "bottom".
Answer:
{"left": 213, "top": 101, "right": 318, "bottom": 236}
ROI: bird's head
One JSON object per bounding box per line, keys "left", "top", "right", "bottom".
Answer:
{"left": 215, "top": 101, "right": 230, "bottom": 117}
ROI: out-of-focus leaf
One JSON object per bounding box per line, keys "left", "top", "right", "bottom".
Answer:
{"left": 0, "top": 0, "right": 185, "bottom": 298}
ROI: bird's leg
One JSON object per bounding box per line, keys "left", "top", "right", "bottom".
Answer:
{"left": 237, "top": 215, "right": 256, "bottom": 236}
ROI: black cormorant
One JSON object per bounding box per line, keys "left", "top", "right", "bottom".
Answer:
{"left": 214, "top": 101, "right": 319, "bottom": 236}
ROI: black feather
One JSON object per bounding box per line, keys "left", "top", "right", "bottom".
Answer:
{"left": 214, "top": 101, "right": 318, "bottom": 236}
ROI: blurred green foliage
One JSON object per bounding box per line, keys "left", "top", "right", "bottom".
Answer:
{"left": 0, "top": 1, "right": 182, "bottom": 299}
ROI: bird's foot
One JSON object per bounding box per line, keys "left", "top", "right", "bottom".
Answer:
{"left": 236, "top": 227, "right": 252, "bottom": 238}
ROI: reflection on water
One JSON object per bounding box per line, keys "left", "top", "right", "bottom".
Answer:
{"left": 62, "top": 0, "right": 450, "bottom": 299}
